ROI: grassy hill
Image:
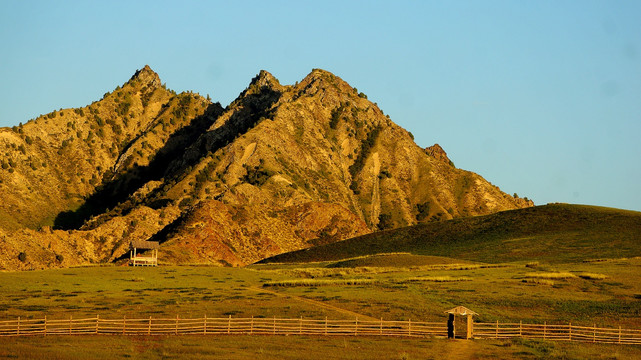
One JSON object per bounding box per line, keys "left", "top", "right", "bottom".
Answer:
{"left": 259, "top": 204, "right": 641, "bottom": 264}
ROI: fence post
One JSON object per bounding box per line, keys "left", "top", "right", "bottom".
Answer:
{"left": 17, "top": 317, "right": 20, "bottom": 336}
{"left": 148, "top": 316, "right": 152, "bottom": 335}
{"left": 355, "top": 318, "right": 358, "bottom": 336}
{"left": 569, "top": 322, "right": 572, "bottom": 341}
{"left": 44, "top": 315, "right": 47, "bottom": 336}
{"left": 122, "top": 315, "right": 126, "bottom": 335}
{"left": 251, "top": 316, "right": 254, "bottom": 335}
{"left": 408, "top": 319, "right": 412, "bottom": 336}
{"left": 96, "top": 315, "right": 99, "bottom": 334}
{"left": 69, "top": 315, "right": 73, "bottom": 335}
{"left": 380, "top": 318, "right": 383, "bottom": 336}
{"left": 593, "top": 324, "right": 596, "bottom": 343}
{"left": 467, "top": 316, "right": 473, "bottom": 339}
{"left": 619, "top": 326, "right": 622, "bottom": 344}
{"left": 204, "top": 315, "right": 207, "bottom": 335}
{"left": 325, "top": 316, "right": 328, "bottom": 336}
{"left": 175, "top": 314, "right": 179, "bottom": 335}
{"left": 543, "top": 322, "right": 546, "bottom": 340}
{"left": 519, "top": 321, "right": 522, "bottom": 337}
{"left": 299, "top": 316, "right": 302, "bottom": 335}
{"left": 229, "top": 315, "right": 232, "bottom": 335}
{"left": 495, "top": 320, "right": 499, "bottom": 339}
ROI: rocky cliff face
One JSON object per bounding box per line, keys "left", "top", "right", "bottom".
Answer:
{"left": 0, "top": 66, "right": 532, "bottom": 270}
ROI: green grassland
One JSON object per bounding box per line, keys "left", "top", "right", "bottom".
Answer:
{"left": 1, "top": 204, "right": 640, "bottom": 358}
{"left": 261, "top": 204, "right": 641, "bottom": 264}
{"left": 1, "top": 257, "right": 640, "bottom": 358}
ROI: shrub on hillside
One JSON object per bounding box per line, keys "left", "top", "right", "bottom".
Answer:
{"left": 349, "top": 126, "right": 382, "bottom": 177}
{"left": 416, "top": 201, "right": 431, "bottom": 221}
{"left": 242, "top": 163, "right": 274, "bottom": 187}
{"left": 378, "top": 213, "right": 393, "bottom": 230}
{"left": 329, "top": 102, "right": 348, "bottom": 130}
{"left": 378, "top": 169, "right": 392, "bottom": 179}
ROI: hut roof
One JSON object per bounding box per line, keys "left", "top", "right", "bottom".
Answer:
{"left": 445, "top": 306, "right": 478, "bottom": 316}
{"left": 130, "top": 240, "right": 160, "bottom": 250}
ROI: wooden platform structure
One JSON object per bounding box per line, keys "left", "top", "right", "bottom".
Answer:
{"left": 129, "top": 240, "right": 159, "bottom": 266}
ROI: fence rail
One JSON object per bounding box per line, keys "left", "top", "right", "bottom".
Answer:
{"left": 1, "top": 316, "right": 640, "bottom": 345}
{"left": 474, "top": 321, "right": 641, "bottom": 345}
{"left": 0, "top": 316, "right": 445, "bottom": 338}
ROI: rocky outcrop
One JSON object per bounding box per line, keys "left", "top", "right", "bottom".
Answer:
{"left": 425, "top": 144, "right": 453, "bottom": 166}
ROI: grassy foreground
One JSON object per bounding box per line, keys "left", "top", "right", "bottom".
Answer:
{"left": 1, "top": 204, "right": 640, "bottom": 358}
{"left": 1, "top": 335, "right": 640, "bottom": 360}
{"left": 1, "top": 256, "right": 640, "bottom": 358}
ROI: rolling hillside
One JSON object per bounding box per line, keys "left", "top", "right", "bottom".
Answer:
{"left": 259, "top": 204, "right": 641, "bottom": 264}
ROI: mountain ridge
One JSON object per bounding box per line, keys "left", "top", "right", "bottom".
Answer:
{"left": 0, "top": 66, "right": 532, "bottom": 270}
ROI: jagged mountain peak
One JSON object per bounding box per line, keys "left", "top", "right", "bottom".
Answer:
{"left": 233, "top": 70, "right": 285, "bottom": 102}
{"left": 128, "top": 65, "right": 161, "bottom": 88}
{"left": 299, "top": 68, "right": 346, "bottom": 87}
{"left": 295, "top": 68, "right": 362, "bottom": 103}
{"left": 245, "top": 70, "right": 283, "bottom": 93}
{"left": 425, "top": 143, "right": 454, "bottom": 166}
{"left": 307, "top": 68, "right": 341, "bottom": 79}
{"left": 251, "top": 70, "right": 279, "bottom": 86}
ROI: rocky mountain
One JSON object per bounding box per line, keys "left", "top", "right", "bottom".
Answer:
{"left": 0, "top": 66, "right": 532, "bottom": 270}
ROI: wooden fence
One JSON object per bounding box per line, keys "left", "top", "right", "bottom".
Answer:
{"left": 2, "top": 316, "right": 640, "bottom": 345}
{"left": 0, "top": 316, "right": 445, "bottom": 338}
{"left": 474, "top": 321, "right": 641, "bottom": 345}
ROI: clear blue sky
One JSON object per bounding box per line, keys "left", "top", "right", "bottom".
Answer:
{"left": 1, "top": 0, "right": 640, "bottom": 211}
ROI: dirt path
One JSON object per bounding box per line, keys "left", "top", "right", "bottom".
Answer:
{"left": 443, "top": 339, "right": 477, "bottom": 360}
{"left": 247, "top": 286, "right": 380, "bottom": 322}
